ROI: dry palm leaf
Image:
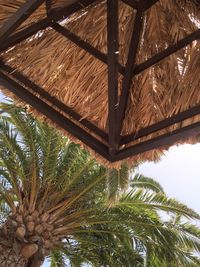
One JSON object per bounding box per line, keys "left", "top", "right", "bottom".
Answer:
{"left": 0, "top": 0, "right": 200, "bottom": 167}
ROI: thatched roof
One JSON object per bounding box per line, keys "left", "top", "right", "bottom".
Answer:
{"left": 0, "top": 0, "right": 200, "bottom": 167}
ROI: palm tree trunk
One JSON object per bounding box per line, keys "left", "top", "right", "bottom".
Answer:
{"left": 0, "top": 247, "right": 44, "bottom": 267}
{"left": 0, "top": 215, "right": 45, "bottom": 267}
{"left": 0, "top": 247, "right": 28, "bottom": 267}
{"left": 27, "top": 251, "right": 44, "bottom": 267}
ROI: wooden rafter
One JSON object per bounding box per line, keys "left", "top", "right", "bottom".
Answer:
{"left": 121, "top": 0, "right": 138, "bottom": 9}
{"left": 121, "top": 0, "right": 160, "bottom": 11}
{"left": 0, "top": 61, "right": 108, "bottom": 142}
{"left": 144, "top": 0, "right": 160, "bottom": 11}
{"left": 121, "top": 104, "right": 200, "bottom": 144}
{"left": 133, "top": 29, "right": 200, "bottom": 75}
{"left": 0, "top": 68, "right": 110, "bottom": 160}
{"left": 45, "top": 0, "right": 52, "bottom": 16}
{"left": 0, "top": 0, "right": 98, "bottom": 52}
{"left": 0, "top": 18, "right": 50, "bottom": 52}
{"left": 107, "top": 0, "right": 119, "bottom": 155}
{"left": 52, "top": 23, "right": 125, "bottom": 75}
{"left": 117, "top": 0, "right": 145, "bottom": 141}
{"left": 0, "top": 0, "right": 45, "bottom": 44}
{"left": 115, "top": 121, "right": 200, "bottom": 161}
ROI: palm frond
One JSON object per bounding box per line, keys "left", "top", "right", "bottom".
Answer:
{"left": 106, "top": 163, "right": 130, "bottom": 204}
{"left": 131, "top": 173, "right": 165, "bottom": 193}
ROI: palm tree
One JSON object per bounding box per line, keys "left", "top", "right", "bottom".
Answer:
{"left": 0, "top": 102, "right": 199, "bottom": 267}
{"left": 51, "top": 174, "right": 200, "bottom": 267}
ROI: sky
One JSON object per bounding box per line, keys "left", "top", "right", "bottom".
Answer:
{"left": 139, "top": 143, "right": 200, "bottom": 214}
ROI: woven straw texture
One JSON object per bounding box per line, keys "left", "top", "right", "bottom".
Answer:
{"left": 0, "top": 0, "right": 200, "bottom": 167}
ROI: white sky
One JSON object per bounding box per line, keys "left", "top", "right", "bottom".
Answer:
{"left": 0, "top": 93, "right": 199, "bottom": 266}
{"left": 139, "top": 144, "right": 200, "bottom": 214}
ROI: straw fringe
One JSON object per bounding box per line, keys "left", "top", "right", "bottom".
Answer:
{"left": 0, "top": 0, "right": 200, "bottom": 166}
{"left": 0, "top": 85, "right": 162, "bottom": 169}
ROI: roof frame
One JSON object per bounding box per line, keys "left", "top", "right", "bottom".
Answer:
{"left": 0, "top": 0, "right": 45, "bottom": 44}
{"left": 133, "top": 29, "right": 200, "bottom": 75}
{"left": 122, "top": 0, "right": 160, "bottom": 11}
{"left": 0, "top": 61, "right": 108, "bottom": 142}
{"left": 45, "top": 0, "right": 52, "bottom": 16}
{"left": 0, "top": 0, "right": 98, "bottom": 52}
{"left": 121, "top": 0, "right": 138, "bottom": 9}
{"left": 52, "top": 23, "right": 125, "bottom": 75}
{"left": 0, "top": 0, "right": 200, "bottom": 163}
{"left": 117, "top": 0, "right": 145, "bottom": 143}
{"left": 121, "top": 104, "right": 200, "bottom": 145}
{"left": 107, "top": 0, "right": 119, "bottom": 155}
{"left": 0, "top": 63, "right": 110, "bottom": 160}
{"left": 113, "top": 120, "right": 200, "bottom": 161}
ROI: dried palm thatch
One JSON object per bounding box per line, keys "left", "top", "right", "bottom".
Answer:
{"left": 0, "top": 0, "right": 200, "bottom": 167}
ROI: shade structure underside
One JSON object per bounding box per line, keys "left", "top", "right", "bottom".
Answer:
{"left": 0, "top": 0, "right": 200, "bottom": 167}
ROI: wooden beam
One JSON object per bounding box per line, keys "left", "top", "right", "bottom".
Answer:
{"left": 143, "top": 0, "right": 159, "bottom": 11}
{"left": 45, "top": 0, "right": 52, "bottom": 16}
{"left": 117, "top": 0, "right": 144, "bottom": 141}
{"left": 0, "top": 18, "right": 50, "bottom": 52}
{"left": 0, "top": 0, "right": 98, "bottom": 52}
{"left": 0, "top": 61, "right": 108, "bottom": 142}
{"left": 0, "top": 70, "right": 110, "bottom": 160}
{"left": 133, "top": 29, "right": 200, "bottom": 75}
{"left": 0, "top": 0, "right": 45, "bottom": 44}
{"left": 121, "top": 0, "right": 159, "bottom": 11}
{"left": 107, "top": 0, "right": 119, "bottom": 155}
{"left": 44, "top": 0, "right": 97, "bottom": 22}
{"left": 121, "top": 104, "right": 200, "bottom": 144}
{"left": 52, "top": 23, "right": 125, "bottom": 75}
{"left": 114, "top": 120, "right": 200, "bottom": 161}
{"left": 121, "top": 0, "right": 138, "bottom": 9}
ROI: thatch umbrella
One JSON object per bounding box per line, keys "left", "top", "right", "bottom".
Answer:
{"left": 0, "top": 0, "right": 200, "bottom": 167}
